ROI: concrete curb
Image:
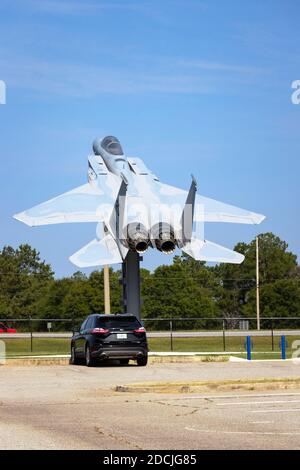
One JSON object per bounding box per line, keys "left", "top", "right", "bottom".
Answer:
{"left": 5, "top": 352, "right": 297, "bottom": 367}
{"left": 1, "top": 352, "right": 231, "bottom": 366}
{"left": 114, "top": 377, "right": 300, "bottom": 394}
{"left": 2, "top": 356, "right": 70, "bottom": 366}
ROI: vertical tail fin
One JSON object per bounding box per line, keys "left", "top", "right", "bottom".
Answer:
{"left": 179, "top": 175, "right": 197, "bottom": 246}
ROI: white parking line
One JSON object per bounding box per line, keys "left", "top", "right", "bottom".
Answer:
{"left": 164, "top": 392, "right": 300, "bottom": 401}
{"left": 185, "top": 426, "right": 300, "bottom": 436}
{"left": 251, "top": 408, "right": 300, "bottom": 414}
{"left": 216, "top": 400, "right": 300, "bottom": 406}
{"left": 250, "top": 421, "right": 273, "bottom": 424}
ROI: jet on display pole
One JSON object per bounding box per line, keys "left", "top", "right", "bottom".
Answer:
{"left": 14, "top": 136, "right": 265, "bottom": 318}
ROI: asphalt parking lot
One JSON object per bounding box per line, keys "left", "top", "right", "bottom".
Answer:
{"left": 0, "top": 362, "right": 300, "bottom": 449}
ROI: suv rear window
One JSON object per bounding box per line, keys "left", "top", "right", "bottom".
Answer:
{"left": 95, "top": 316, "right": 141, "bottom": 330}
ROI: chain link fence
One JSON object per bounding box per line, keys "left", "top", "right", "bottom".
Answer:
{"left": 0, "top": 316, "right": 300, "bottom": 357}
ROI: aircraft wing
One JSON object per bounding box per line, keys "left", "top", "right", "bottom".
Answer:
{"left": 13, "top": 174, "right": 122, "bottom": 227}
{"left": 194, "top": 194, "right": 265, "bottom": 224}
{"left": 154, "top": 182, "right": 265, "bottom": 225}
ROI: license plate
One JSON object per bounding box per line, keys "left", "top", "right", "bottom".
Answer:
{"left": 117, "top": 333, "right": 127, "bottom": 339}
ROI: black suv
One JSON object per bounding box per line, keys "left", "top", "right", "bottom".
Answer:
{"left": 70, "top": 314, "right": 148, "bottom": 367}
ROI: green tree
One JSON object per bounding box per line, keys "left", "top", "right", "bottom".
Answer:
{"left": 0, "top": 234, "right": 299, "bottom": 331}
{"left": 214, "top": 233, "right": 298, "bottom": 320}
{"left": 244, "top": 279, "right": 300, "bottom": 322}
{"left": 0, "top": 244, "right": 53, "bottom": 318}
{"left": 142, "top": 254, "right": 220, "bottom": 329}
{"left": 61, "top": 268, "right": 122, "bottom": 327}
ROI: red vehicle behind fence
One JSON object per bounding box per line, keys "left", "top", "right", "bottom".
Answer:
{"left": 0, "top": 322, "right": 17, "bottom": 333}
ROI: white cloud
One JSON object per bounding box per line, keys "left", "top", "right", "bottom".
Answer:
{"left": 177, "top": 59, "right": 266, "bottom": 75}
{"left": 0, "top": 51, "right": 269, "bottom": 98}
{"left": 0, "top": 0, "right": 164, "bottom": 16}
{"left": 0, "top": 32, "right": 268, "bottom": 99}
{"left": 0, "top": 54, "right": 214, "bottom": 97}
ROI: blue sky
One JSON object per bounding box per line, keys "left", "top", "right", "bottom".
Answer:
{"left": 0, "top": 0, "right": 299, "bottom": 277}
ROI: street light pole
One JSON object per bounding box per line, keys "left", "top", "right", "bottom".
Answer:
{"left": 104, "top": 265, "right": 111, "bottom": 314}
{"left": 256, "top": 236, "right": 260, "bottom": 331}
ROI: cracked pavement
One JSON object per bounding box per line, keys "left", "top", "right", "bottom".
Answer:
{"left": 0, "top": 362, "right": 300, "bottom": 449}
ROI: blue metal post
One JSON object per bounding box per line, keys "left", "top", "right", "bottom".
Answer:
{"left": 281, "top": 335, "right": 286, "bottom": 360}
{"left": 246, "top": 336, "right": 251, "bottom": 361}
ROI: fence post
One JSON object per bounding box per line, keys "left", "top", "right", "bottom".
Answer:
{"left": 246, "top": 335, "right": 251, "bottom": 361}
{"left": 271, "top": 319, "right": 274, "bottom": 352}
{"left": 222, "top": 320, "right": 226, "bottom": 352}
{"left": 281, "top": 335, "right": 286, "bottom": 360}
{"left": 170, "top": 320, "right": 173, "bottom": 352}
{"left": 29, "top": 316, "right": 33, "bottom": 353}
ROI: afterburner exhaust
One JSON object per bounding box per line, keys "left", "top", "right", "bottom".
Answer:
{"left": 160, "top": 239, "right": 176, "bottom": 254}
{"left": 151, "top": 223, "right": 176, "bottom": 254}
{"left": 125, "top": 223, "right": 150, "bottom": 254}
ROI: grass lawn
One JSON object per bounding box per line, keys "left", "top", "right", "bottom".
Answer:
{"left": 2, "top": 338, "right": 70, "bottom": 356}
{"left": 1, "top": 334, "right": 299, "bottom": 359}
{"left": 149, "top": 335, "right": 300, "bottom": 354}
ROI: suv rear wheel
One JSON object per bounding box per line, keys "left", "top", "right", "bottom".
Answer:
{"left": 70, "top": 344, "right": 80, "bottom": 365}
{"left": 85, "top": 344, "right": 96, "bottom": 367}
{"left": 137, "top": 356, "right": 148, "bottom": 366}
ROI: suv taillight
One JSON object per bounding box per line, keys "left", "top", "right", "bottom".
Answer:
{"left": 133, "top": 327, "right": 146, "bottom": 334}
{"left": 91, "top": 328, "right": 109, "bottom": 334}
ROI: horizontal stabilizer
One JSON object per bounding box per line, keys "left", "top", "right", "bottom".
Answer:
{"left": 69, "top": 234, "right": 123, "bottom": 268}
{"left": 182, "top": 238, "right": 245, "bottom": 264}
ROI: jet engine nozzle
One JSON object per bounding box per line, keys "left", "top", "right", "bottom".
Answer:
{"left": 159, "top": 239, "right": 176, "bottom": 254}
{"left": 125, "top": 223, "right": 150, "bottom": 254}
{"left": 151, "top": 223, "right": 176, "bottom": 254}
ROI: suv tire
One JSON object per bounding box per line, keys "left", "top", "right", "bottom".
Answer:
{"left": 70, "top": 345, "right": 80, "bottom": 365}
{"left": 85, "top": 344, "right": 96, "bottom": 367}
{"left": 137, "top": 355, "right": 148, "bottom": 366}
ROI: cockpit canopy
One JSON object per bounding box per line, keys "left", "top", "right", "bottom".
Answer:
{"left": 100, "top": 136, "right": 124, "bottom": 156}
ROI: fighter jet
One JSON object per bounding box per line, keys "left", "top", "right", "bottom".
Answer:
{"left": 14, "top": 136, "right": 265, "bottom": 267}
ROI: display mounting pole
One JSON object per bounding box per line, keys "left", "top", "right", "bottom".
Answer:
{"left": 121, "top": 251, "right": 141, "bottom": 320}
{"left": 104, "top": 265, "right": 111, "bottom": 314}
